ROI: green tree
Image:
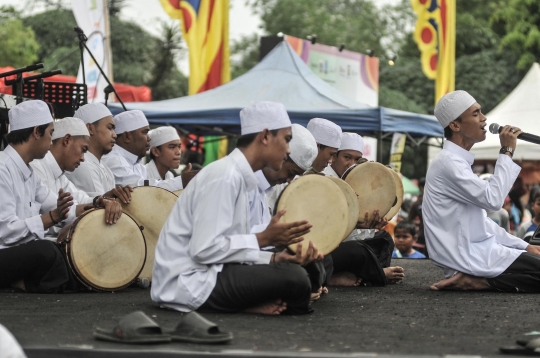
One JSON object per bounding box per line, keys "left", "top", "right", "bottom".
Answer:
{"left": 0, "top": 6, "right": 39, "bottom": 68}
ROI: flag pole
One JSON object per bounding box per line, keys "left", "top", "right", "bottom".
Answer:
{"left": 103, "top": 0, "right": 115, "bottom": 102}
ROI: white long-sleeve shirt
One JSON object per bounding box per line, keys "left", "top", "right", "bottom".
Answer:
{"left": 65, "top": 151, "right": 115, "bottom": 197}
{"left": 323, "top": 164, "right": 340, "bottom": 178}
{"left": 0, "top": 146, "right": 74, "bottom": 249}
{"left": 151, "top": 149, "right": 273, "bottom": 312}
{"left": 103, "top": 145, "right": 183, "bottom": 191}
{"left": 145, "top": 160, "right": 174, "bottom": 181}
{"left": 423, "top": 140, "right": 527, "bottom": 279}
{"left": 30, "top": 151, "right": 90, "bottom": 238}
{"left": 248, "top": 170, "right": 273, "bottom": 234}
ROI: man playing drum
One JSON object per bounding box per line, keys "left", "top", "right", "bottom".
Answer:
{"left": 152, "top": 102, "right": 322, "bottom": 315}
{"left": 66, "top": 103, "right": 131, "bottom": 202}
{"left": 425, "top": 90, "right": 540, "bottom": 292}
{"left": 30, "top": 117, "right": 123, "bottom": 239}
{"left": 306, "top": 118, "right": 342, "bottom": 174}
{"left": 0, "top": 101, "right": 81, "bottom": 292}
{"left": 146, "top": 127, "right": 181, "bottom": 181}
{"left": 103, "top": 110, "right": 196, "bottom": 191}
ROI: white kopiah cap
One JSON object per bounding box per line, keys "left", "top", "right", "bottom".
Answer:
{"left": 149, "top": 126, "right": 180, "bottom": 149}
{"left": 240, "top": 101, "right": 292, "bottom": 135}
{"left": 51, "top": 117, "right": 90, "bottom": 140}
{"left": 289, "top": 124, "right": 318, "bottom": 170}
{"left": 339, "top": 132, "right": 364, "bottom": 154}
{"left": 307, "top": 118, "right": 342, "bottom": 148}
{"left": 9, "top": 100, "right": 53, "bottom": 131}
{"left": 434, "top": 90, "right": 476, "bottom": 128}
{"left": 114, "top": 110, "right": 149, "bottom": 135}
{"left": 74, "top": 103, "right": 113, "bottom": 124}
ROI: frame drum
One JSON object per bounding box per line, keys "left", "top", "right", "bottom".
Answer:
{"left": 121, "top": 186, "right": 178, "bottom": 281}
{"left": 275, "top": 175, "right": 349, "bottom": 255}
{"left": 173, "top": 189, "right": 183, "bottom": 196}
{"left": 384, "top": 168, "right": 404, "bottom": 220}
{"left": 326, "top": 177, "right": 360, "bottom": 240}
{"left": 343, "top": 162, "right": 397, "bottom": 223}
{"left": 57, "top": 209, "right": 146, "bottom": 292}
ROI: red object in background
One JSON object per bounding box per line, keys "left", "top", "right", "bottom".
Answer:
{"left": 0, "top": 67, "right": 152, "bottom": 102}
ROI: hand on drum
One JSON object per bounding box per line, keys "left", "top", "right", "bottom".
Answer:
{"left": 105, "top": 185, "right": 133, "bottom": 204}
{"left": 95, "top": 196, "right": 123, "bottom": 225}
{"left": 275, "top": 241, "right": 323, "bottom": 266}
{"left": 54, "top": 188, "right": 73, "bottom": 222}
{"left": 526, "top": 245, "right": 540, "bottom": 257}
{"left": 256, "top": 209, "right": 312, "bottom": 248}
{"left": 356, "top": 210, "right": 388, "bottom": 230}
{"left": 181, "top": 163, "right": 200, "bottom": 188}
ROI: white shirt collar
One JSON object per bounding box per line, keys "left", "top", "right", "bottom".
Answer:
{"left": 44, "top": 151, "right": 64, "bottom": 180}
{"left": 229, "top": 148, "right": 258, "bottom": 192}
{"left": 444, "top": 140, "right": 475, "bottom": 166}
{"left": 85, "top": 151, "right": 100, "bottom": 164}
{"left": 112, "top": 144, "right": 140, "bottom": 165}
{"left": 254, "top": 170, "right": 272, "bottom": 193}
{"left": 4, "top": 145, "right": 32, "bottom": 181}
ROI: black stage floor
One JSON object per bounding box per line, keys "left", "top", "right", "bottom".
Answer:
{"left": 1, "top": 259, "right": 537, "bottom": 357}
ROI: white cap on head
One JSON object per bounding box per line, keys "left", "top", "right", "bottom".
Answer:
{"left": 114, "top": 110, "right": 149, "bottom": 135}
{"left": 149, "top": 127, "right": 180, "bottom": 149}
{"left": 289, "top": 124, "right": 318, "bottom": 171}
{"left": 434, "top": 90, "right": 476, "bottom": 128}
{"left": 307, "top": 118, "right": 342, "bottom": 148}
{"left": 240, "top": 101, "right": 291, "bottom": 135}
{"left": 74, "top": 103, "right": 113, "bottom": 125}
{"left": 51, "top": 117, "right": 90, "bottom": 141}
{"left": 339, "top": 132, "right": 364, "bottom": 154}
{"left": 9, "top": 100, "right": 53, "bottom": 131}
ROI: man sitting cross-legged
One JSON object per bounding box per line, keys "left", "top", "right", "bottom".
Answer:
{"left": 151, "top": 102, "right": 322, "bottom": 315}
{"left": 425, "top": 90, "right": 540, "bottom": 292}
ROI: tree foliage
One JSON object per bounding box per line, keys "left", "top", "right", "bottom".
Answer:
{"left": 0, "top": 7, "right": 39, "bottom": 68}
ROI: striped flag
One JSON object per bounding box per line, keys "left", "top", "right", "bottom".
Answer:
{"left": 411, "top": 0, "right": 456, "bottom": 103}
{"left": 160, "top": 0, "right": 231, "bottom": 95}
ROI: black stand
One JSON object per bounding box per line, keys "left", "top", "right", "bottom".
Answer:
{"left": 74, "top": 27, "right": 126, "bottom": 111}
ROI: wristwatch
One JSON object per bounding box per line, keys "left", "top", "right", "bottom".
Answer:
{"left": 93, "top": 195, "right": 102, "bottom": 208}
{"left": 500, "top": 146, "right": 514, "bottom": 157}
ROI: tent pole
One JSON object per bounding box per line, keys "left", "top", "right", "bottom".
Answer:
{"left": 378, "top": 131, "right": 383, "bottom": 163}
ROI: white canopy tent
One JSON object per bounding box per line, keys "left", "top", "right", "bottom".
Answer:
{"left": 471, "top": 63, "right": 540, "bottom": 160}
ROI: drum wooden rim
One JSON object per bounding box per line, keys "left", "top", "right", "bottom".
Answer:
{"left": 121, "top": 186, "right": 178, "bottom": 281}
{"left": 276, "top": 175, "right": 349, "bottom": 255}
{"left": 60, "top": 209, "right": 146, "bottom": 292}
{"left": 326, "top": 177, "right": 360, "bottom": 240}
{"left": 385, "top": 169, "right": 404, "bottom": 220}
{"left": 173, "top": 189, "right": 183, "bottom": 196}
{"left": 344, "top": 162, "right": 397, "bottom": 223}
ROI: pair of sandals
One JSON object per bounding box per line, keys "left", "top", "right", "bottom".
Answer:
{"left": 94, "top": 311, "right": 232, "bottom": 344}
{"left": 501, "top": 337, "right": 540, "bottom": 355}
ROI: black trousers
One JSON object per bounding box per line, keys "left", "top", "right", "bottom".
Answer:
{"left": 487, "top": 252, "right": 540, "bottom": 292}
{"left": 199, "top": 262, "right": 312, "bottom": 315}
{"left": 330, "top": 231, "right": 395, "bottom": 286}
{"left": 0, "top": 240, "right": 72, "bottom": 293}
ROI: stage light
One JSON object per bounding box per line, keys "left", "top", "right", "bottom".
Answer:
{"left": 366, "top": 49, "right": 374, "bottom": 57}
{"left": 307, "top": 34, "right": 317, "bottom": 44}
{"left": 277, "top": 32, "right": 284, "bottom": 37}
{"left": 388, "top": 55, "right": 397, "bottom": 66}
{"left": 339, "top": 44, "right": 345, "bottom": 52}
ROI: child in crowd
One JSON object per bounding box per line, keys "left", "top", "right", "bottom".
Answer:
{"left": 517, "top": 192, "right": 540, "bottom": 242}
{"left": 392, "top": 220, "right": 426, "bottom": 259}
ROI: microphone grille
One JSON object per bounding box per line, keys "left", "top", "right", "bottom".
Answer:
{"left": 489, "top": 123, "right": 500, "bottom": 134}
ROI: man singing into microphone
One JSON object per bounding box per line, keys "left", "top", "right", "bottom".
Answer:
{"left": 424, "top": 90, "right": 540, "bottom": 292}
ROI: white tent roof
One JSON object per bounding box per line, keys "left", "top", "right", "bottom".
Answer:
{"left": 471, "top": 63, "right": 540, "bottom": 160}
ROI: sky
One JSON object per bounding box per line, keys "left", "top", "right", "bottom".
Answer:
{"left": 1, "top": 0, "right": 400, "bottom": 74}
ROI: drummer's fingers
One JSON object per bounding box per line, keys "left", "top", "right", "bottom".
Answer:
{"left": 287, "top": 237, "right": 304, "bottom": 245}
{"left": 288, "top": 228, "right": 311, "bottom": 240}
{"left": 114, "top": 203, "right": 122, "bottom": 223}
{"left": 286, "top": 222, "right": 311, "bottom": 233}
{"left": 273, "top": 209, "right": 287, "bottom": 222}
{"left": 184, "top": 163, "right": 192, "bottom": 172}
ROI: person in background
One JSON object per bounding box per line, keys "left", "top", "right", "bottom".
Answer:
{"left": 480, "top": 173, "right": 510, "bottom": 233}
{"left": 392, "top": 220, "right": 426, "bottom": 259}
{"left": 408, "top": 177, "right": 427, "bottom": 256}
{"left": 146, "top": 127, "right": 181, "bottom": 181}
{"left": 517, "top": 192, "right": 540, "bottom": 242}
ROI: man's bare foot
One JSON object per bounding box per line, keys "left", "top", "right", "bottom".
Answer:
{"left": 244, "top": 299, "right": 287, "bottom": 315}
{"left": 311, "top": 288, "right": 322, "bottom": 303}
{"left": 384, "top": 266, "right": 405, "bottom": 284}
{"left": 430, "top": 272, "right": 491, "bottom": 291}
{"left": 328, "top": 272, "right": 362, "bottom": 287}
{"left": 10, "top": 280, "right": 25, "bottom": 292}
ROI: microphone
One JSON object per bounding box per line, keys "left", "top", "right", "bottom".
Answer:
{"left": 489, "top": 123, "right": 540, "bottom": 145}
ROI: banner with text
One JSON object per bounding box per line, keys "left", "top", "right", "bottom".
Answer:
{"left": 389, "top": 133, "right": 407, "bottom": 173}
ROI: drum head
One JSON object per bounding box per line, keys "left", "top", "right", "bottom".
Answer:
{"left": 173, "top": 189, "right": 183, "bottom": 196}
{"left": 69, "top": 210, "right": 146, "bottom": 291}
{"left": 276, "top": 175, "right": 349, "bottom": 255}
{"left": 326, "top": 177, "right": 360, "bottom": 240}
{"left": 344, "top": 162, "right": 397, "bottom": 223}
{"left": 385, "top": 169, "right": 404, "bottom": 220}
{"left": 121, "top": 186, "right": 178, "bottom": 281}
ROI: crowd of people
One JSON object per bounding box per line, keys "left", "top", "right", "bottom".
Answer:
{"left": 1, "top": 88, "right": 540, "bottom": 321}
